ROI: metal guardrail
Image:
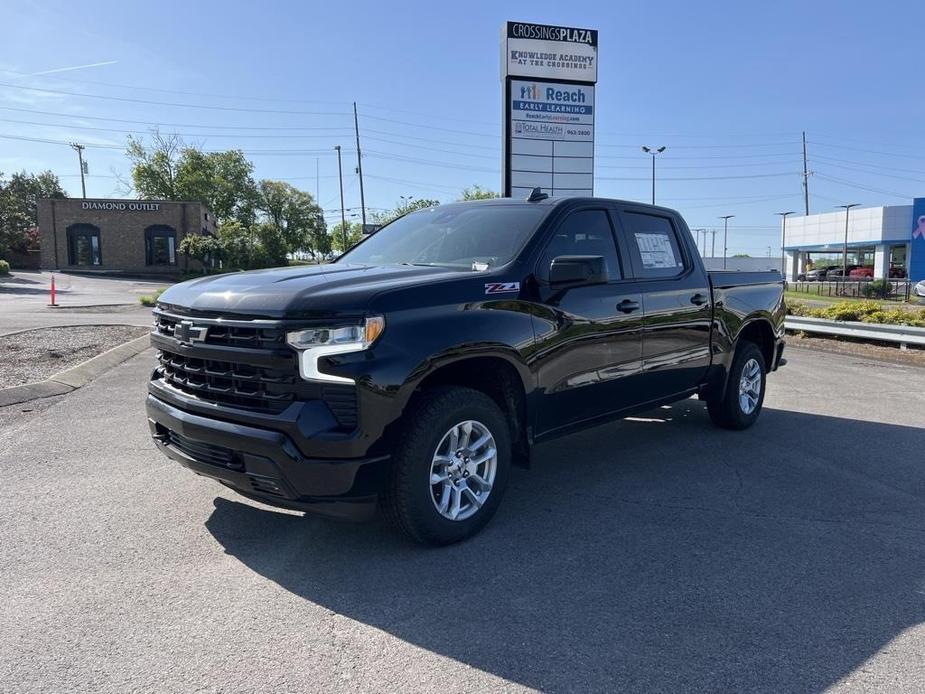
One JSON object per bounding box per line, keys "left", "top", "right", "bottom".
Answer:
{"left": 785, "top": 316, "right": 925, "bottom": 348}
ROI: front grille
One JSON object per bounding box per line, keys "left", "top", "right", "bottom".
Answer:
{"left": 152, "top": 308, "right": 359, "bottom": 428}
{"left": 157, "top": 351, "right": 298, "bottom": 414}
{"left": 154, "top": 312, "right": 285, "bottom": 350}
{"left": 167, "top": 430, "right": 242, "bottom": 470}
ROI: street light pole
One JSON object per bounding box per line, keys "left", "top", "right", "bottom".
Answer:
{"left": 335, "top": 145, "right": 347, "bottom": 253}
{"left": 776, "top": 211, "right": 795, "bottom": 279}
{"left": 641, "top": 146, "right": 666, "bottom": 205}
{"left": 837, "top": 204, "right": 860, "bottom": 278}
{"left": 719, "top": 215, "right": 735, "bottom": 269}
{"left": 711, "top": 229, "right": 716, "bottom": 257}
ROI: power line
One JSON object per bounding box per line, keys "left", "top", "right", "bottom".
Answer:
{"left": 813, "top": 173, "right": 913, "bottom": 199}
{"left": 0, "top": 81, "right": 352, "bottom": 116}
{"left": 0, "top": 116, "right": 353, "bottom": 139}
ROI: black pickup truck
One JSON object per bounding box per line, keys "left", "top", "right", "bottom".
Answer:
{"left": 147, "top": 195, "right": 785, "bottom": 545}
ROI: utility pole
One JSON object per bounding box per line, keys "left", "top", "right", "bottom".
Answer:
{"left": 315, "top": 158, "right": 319, "bottom": 201}
{"left": 353, "top": 102, "right": 367, "bottom": 231}
{"left": 711, "top": 229, "right": 716, "bottom": 258}
{"left": 70, "top": 143, "right": 87, "bottom": 198}
{"left": 777, "top": 211, "right": 795, "bottom": 279}
{"left": 837, "top": 204, "right": 860, "bottom": 277}
{"left": 802, "top": 131, "right": 810, "bottom": 215}
{"left": 719, "top": 215, "right": 735, "bottom": 269}
{"left": 641, "top": 146, "right": 666, "bottom": 205}
{"left": 693, "top": 228, "right": 706, "bottom": 256}
{"left": 335, "top": 146, "right": 347, "bottom": 253}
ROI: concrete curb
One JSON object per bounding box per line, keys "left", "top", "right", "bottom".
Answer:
{"left": 0, "top": 334, "right": 152, "bottom": 407}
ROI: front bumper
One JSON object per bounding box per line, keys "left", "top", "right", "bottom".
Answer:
{"left": 146, "top": 395, "right": 389, "bottom": 521}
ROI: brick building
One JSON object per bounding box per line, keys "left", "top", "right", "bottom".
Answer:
{"left": 38, "top": 198, "right": 216, "bottom": 275}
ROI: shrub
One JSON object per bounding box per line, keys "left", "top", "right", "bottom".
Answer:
{"left": 0, "top": 259, "right": 9, "bottom": 275}
{"left": 861, "top": 279, "right": 892, "bottom": 299}
{"left": 139, "top": 288, "right": 165, "bottom": 307}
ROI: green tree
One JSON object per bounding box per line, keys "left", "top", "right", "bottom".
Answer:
{"left": 216, "top": 221, "right": 255, "bottom": 270}
{"left": 0, "top": 170, "right": 67, "bottom": 256}
{"left": 372, "top": 197, "right": 440, "bottom": 225}
{"left": 256, "top": 180, "right": 327, "bottom": 257}
{"left": 126, "top": 131, "right": 258, "bottom": 225}
{"left": 330, "top": 221, "right": 364, "bottom": 254}
{"left": 460, "top": 185, "right": 499, "bottom": 201}
{"left": 178, "top": 234, "right": 222, "bottom": 271}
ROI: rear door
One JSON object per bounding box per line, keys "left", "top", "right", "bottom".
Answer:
{"left": 615, "top": 205, "right": 712, "bottom": 399}
{"left": 531, "top": 206, "right": 646, "bottom": 434}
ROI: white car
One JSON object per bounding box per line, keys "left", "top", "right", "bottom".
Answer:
{"left": 915, "top": 279, "right": 925, "bottom": 298}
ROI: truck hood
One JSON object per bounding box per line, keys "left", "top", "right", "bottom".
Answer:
{"left": 157, "top": 263, "right": 465, "bottom": 318}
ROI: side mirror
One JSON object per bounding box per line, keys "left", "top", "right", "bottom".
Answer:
{"left": 549, "top": 255, "right": 606, "bottom": 285}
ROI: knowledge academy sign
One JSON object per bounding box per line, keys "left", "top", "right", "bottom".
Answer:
{"left": 502, "top": 21, "right": 598, "bottom": 83}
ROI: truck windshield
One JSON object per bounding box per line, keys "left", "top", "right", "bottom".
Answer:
{"left": 338, "top": 204, "right": 547, "bottom": 270}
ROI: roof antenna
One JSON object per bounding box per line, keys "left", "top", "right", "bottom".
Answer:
{"left": 527, "top": 187, "right": 548, "bottom": 202}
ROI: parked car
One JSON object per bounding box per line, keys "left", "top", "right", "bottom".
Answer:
{"left": 848, "top": 266, "right": 874, "bottom": 280}
{"left": 801, "top": 266, "right": 835, "bottom": 281}
{"left": 146, "top": 194, "right": 786, "bottom": 545}
{"left": 826, "top": 265, "right": 860, "bottom": 279}
{"left": 915, "top": 279, "right": 925, "bottom": 298}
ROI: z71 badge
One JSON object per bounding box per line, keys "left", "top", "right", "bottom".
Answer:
{"left": 484, "top": 282, "right": 520, "bottom": 295}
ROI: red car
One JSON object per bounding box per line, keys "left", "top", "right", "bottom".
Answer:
{"left": 848, "top": 266, "right": 874, "bottom": 280}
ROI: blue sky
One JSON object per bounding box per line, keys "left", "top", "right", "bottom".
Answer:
{"left": 1, "top": 0, "right": 923, "bottom": 255}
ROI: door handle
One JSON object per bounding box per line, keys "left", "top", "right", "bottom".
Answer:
{"left": 616, "top": 299, "right": 640, "bottom": 313}
{"left": 690, "top": 293, "right": 709, "bottom": 306}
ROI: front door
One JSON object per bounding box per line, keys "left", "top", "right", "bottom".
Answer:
{"left": 531, "top": 207, "right": 645, "bottom": 435}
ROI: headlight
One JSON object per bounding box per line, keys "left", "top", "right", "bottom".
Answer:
{"left": 286, "top": 316, "right": 384, "bottom": 384}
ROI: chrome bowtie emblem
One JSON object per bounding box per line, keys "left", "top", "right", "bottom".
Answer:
{"left": 174, "top": 320, "right": 208, "bottom": 344}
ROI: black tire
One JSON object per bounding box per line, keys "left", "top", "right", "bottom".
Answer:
{"left": 380, "top": 386, "right": 511, "bottom": 546}
{"left": 707, "top": 341, "right": 767, "bottom": 430}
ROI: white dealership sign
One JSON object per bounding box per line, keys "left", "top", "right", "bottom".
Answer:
{"left": 502, "top": 22, "right": 598, "bottom": 198}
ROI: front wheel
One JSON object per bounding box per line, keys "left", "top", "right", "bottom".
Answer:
{"left": 380, "top": 386, "right": 511, "bottom": 545}
{"left": 707, "top": 341, "right": 767, "bottom": 430}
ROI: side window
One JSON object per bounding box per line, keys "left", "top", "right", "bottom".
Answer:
{"left": 623, "top": 212, "right": 686, "bottom": 278}
{"left": 539, "top": 209, "right": 621, "bottom": 281}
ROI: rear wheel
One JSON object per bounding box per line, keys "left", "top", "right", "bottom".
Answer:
{"left": 380, "top": 386, "right": 511, "bottom": 545}
{"left": 707, "top": 341, "right": 766, "bottom": 430}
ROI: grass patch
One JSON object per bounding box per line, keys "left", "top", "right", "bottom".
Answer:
{"left": 787, "top": 299, "right": 925, "bottom": 327}
{"left": 139, "top": 288, "right": 165, "bottom": 307}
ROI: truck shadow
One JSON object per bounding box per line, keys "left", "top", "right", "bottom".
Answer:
{"left": 204, "top": 403, "right": 925, "bottom": 693}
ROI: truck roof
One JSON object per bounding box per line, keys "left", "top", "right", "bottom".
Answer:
{"left": 443, "top": 196, "right": 681, "bottom": 216}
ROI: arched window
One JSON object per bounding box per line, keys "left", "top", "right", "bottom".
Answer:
{"left": 145, "top": 225, "right": 177, "bottom": 266}
{"left": 66, "top": 224, "right": 101, "bottom": 266}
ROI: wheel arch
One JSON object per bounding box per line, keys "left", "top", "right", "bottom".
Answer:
{"left": 397, "top": 353, "right": 532, "bottom": 468}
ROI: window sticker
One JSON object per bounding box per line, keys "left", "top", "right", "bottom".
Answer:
{"left": 635, "top": 232, "right": 680, "bottom": 269}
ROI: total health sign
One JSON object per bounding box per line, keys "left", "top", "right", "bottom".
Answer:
{"left": 501, "top": 21, "right": 598, "bottom": 199}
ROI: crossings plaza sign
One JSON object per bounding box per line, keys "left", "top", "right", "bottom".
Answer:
{"left": 501, "top": 21, "right": 598, "bottom": 199}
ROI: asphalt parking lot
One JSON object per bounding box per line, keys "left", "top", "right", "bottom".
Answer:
{"left": 0, "top": 271, "right": 164, "bottom": 335}
{"left": 1, "top": 346, "right": 923, "bottom": 693}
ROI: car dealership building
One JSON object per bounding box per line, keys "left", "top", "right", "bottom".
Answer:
{"left": 783, "top": 198, "right": 925, "bottom": 282}
{"left": 38, "top": 198, "right": 216, "bottom": 275}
